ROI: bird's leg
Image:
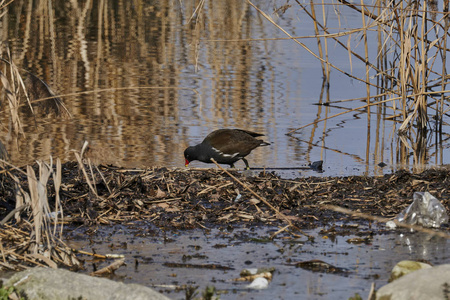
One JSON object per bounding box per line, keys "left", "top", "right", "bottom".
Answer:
{"left": 242, "top": 158, "right": 250, "bottom": 170}
{"left": 230, "top": 163, "right": 235, "bottom": 168}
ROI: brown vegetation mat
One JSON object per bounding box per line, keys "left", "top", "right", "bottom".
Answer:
{"left": 1, "top": 162, "right": 450, "bottom": 270}
{"left": 61, "top": 164, "right": 450, "bottom": 229}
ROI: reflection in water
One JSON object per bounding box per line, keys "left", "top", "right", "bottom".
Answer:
{"left": 0, "top": 0, "right": 448, "bottom": 175}
{"left": 1, "top": 1, "right": 278, "bottom": 169}
{"left": 398, "top": 232, "right": 448, "bottom": 261}
{"left": 23, "top": 72, "right": 71, "bottom": 117}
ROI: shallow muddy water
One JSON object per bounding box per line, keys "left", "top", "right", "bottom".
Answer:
{"left": 67, "top": 223, "right": 449, "bottom": 299}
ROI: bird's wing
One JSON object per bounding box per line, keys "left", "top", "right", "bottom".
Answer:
{"left": 208, "top": 130, "right": 261, "bottom": 155}
{"left": 233, "top": 129, "right": 265, "bottom": 137}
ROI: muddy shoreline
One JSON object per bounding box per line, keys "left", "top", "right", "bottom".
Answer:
{"left": 2, "top": 163, "right": 450, "bottom": 230}
{"left": 60, "top": 163, "right": 450, "bottom": 231}
{"left": 1, "top": 162, "right": 450, "bottom": 271}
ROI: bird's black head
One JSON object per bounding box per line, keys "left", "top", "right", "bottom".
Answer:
{"left": 184, "top": 146, "right": 195, "bottom": 166}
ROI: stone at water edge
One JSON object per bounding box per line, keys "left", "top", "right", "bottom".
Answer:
{"left": 389, "top": 260, "right": 432, "bottom": 282}
{"left": 376, "top": 264, "right": 450, "bottom": 300}
{"left": 3, "top": 267, "right": 170, "bottom": 300}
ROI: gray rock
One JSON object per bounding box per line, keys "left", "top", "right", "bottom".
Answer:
{"left": 4, "top": 267, "right": 171, "bottom": 300}
{"left": 389, "top": 260, "right": 432, "bottom": 282}
{"left": 376, "top": 264, "right": 450, "bottom": 300}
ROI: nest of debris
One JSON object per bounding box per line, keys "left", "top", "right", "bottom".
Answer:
{"left": 1, "top": 161, "right": 450, "bottom": 270}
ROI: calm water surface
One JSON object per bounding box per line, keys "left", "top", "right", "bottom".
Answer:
{"left": 67, "top": 224, "right": 450, "bottom": 299}
{"left": 1, "top": 0, "right": 447, "bottom": 176}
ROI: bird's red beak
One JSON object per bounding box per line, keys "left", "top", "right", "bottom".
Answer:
{"left": 185, "top": 158, "right": 190, "bottom": 167}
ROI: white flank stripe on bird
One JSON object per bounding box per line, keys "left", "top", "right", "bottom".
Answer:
{"left": 212, "top": 147, "right": 223, "bottom": 154}
{"left": 221, "top": 152, "right": 240, "bottom": 158}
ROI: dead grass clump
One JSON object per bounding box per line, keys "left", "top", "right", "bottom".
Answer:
{"left": 0, "top": 158, "right": 80, "bottom": 271}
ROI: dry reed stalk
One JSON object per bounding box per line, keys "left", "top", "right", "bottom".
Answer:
{"left": 52, "top": 158, "right": 63, "bottom": 237}
{"left": 74, "top": 141, "right": 112, "bottom": 200}
{"left": 90, "top": 259, "right": 126, "bottom": 277}
{"left": 11, "top": 174, "right": 30, "bottom": 223}
{"left": 416, "top": 3, "right": 429, "bottom": 134}
{"left": 26, "top": 161, "right": 57, "bottom": 253}
{"left": 293, "top": 0, "right": 397, "bottom": 84}
{"left": 0, "top": 204, "right": 28, "bottom": 226}
{"left": 74, "top": 142, "right": 99, "bottom": 198}
{"left": 27, "top": 165, "right": 42, "bottom": 250}
{"left": 337, "top": 0, "right": 379, "bottom": 20}
{"left": 280, "top": 0, "right": 450, "bottom": 144}
{"left": 88, "top": 159, "right": 98, "bottom": 196}
{"left": 360, "top": 0, "right": 372, "bottom": 173}
{"left": 0, "top": 70, "right": 23, "bottom": 136}
{"left": 96, "top": 164, "right": 111, "bottom": 194}
{"left": 5, "top": 47, "right": 35, "bottom": 113}
{"left": 0, "top": 0, "right": 11, "bottom": 11}
{"left": 309, "top": 0, "right": 326, "bottom": 79}
{"left": 439, "top": 6, "right": 449, "bottom": 130}
{"left": 374, "top": 0, "right": 387, "bottom": 171}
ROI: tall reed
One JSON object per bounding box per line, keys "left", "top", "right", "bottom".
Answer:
{"left": 254, "top": 0, "right": 450, "bottom": 169}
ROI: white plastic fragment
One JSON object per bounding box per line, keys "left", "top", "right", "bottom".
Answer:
{"left": 386, "top": 220, "right": 397, "bottom": 229}
{"left": 246, "top": 277, "right": 269, "bottom": 289}
{"left": 234, "top": 194, "right": 242, "bottom": 202}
